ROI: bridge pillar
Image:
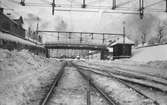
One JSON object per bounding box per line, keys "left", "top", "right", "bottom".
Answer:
{"left": 46, "top": 48, "right": 49, "bottom": 58}
{"left": 100, "top": 51, "right": 104, "bottom": 60}
{"left": 100, "top": 50, "right": 108, "bottom": 60}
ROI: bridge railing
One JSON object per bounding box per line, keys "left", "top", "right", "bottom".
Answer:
{"left": 38, "top": 30, "right": 123, "bottom": 45}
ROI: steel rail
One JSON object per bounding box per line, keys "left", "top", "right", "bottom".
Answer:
{"left": 77, "top": 70, "right": 118, "bottom": 105}
{"left": 40, "top": 61, "right": 67, "bottom": 105}
{"left": 78, "top": 64, "right": 167, "bottom": 92}
{"left": 77, "top": 64, "right": 167, "bottom": 86}
{"left": 74, "top": 64, "right": 160, "bottom": 105}
{"left": 71, "top": 62, "right": 119, "bottom": 105}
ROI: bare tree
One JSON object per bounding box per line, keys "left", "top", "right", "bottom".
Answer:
{"left": 157, "top": 24, "right": 165, "bottom": 43}
{"left": 148, "top": 36, "right": 158, "bottom": 45}
{"left": 134, "top": 39, "right": 139, "bottom": 46}
{"left": 56, "top": 20, "right": 67, "bottom": 31}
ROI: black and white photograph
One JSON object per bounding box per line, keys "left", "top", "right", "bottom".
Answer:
{"left": 0, "top": 0, "right": 167, "bottom": 105}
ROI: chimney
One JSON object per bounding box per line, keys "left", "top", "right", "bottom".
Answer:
{"left": 0, "top": 8, "right": 4, "bottom": 14}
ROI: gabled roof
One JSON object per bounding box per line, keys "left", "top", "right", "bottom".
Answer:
{"left": 109, "top": 37, "right": 134, "bottom": 47}
{"left": 107, "top": 47, "right": 113, "bottom": 52}
{"left": 13, "top": 16, "right": 24, "bottom": 24}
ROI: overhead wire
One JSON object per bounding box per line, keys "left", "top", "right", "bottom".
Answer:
{"left": 116, "top": 0, "right": 134, "bottom": 8}
{"left": 144, "top": 0, "right": 164, "bottom": 8}
{"left": 0, "top": 1, "right": 14, "bottom": 10}
{"left": 3, "top": 0, "right": 166, "bottom": 15}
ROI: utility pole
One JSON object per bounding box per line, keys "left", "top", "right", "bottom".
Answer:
{"left": 123, "top": 21, "right": 126, "bottom": 55}
{"left": 112, "top": 0, "right": 116, "bottom": 9}
{"left": 69, "top": 32, "right": 71, "bottom": 39}
{"left": 82, "top": 0, "right": 86, "bottom": 8}
{"left": 80, "top": 33, "right": 83, "bottom": 43}
{"left": 123, "top": 21, "right": 126, "bottom": 44}
{"left": 57, "top": 32, "right": 59, "bottom": 40}
{"left": 139, "top": 0, "right": 144, "bottom": 19}
{"left": 102, "top": 34, "right": 105, "bottom": 44}
{"left": 52, "top": 0, "right": 55, "bottom": 15}
{"left": 166, "top": 0, "right": 167, "bottom": 12}
{"left": 91, "top": 33, "right": 93, "bottom": 40}
{"left": 36, "top": 17, "right": 39, "bottom": 36}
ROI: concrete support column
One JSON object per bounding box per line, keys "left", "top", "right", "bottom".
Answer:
{"left": 46, "top": 48, "right": 49, "bottom": 58}
{"left": 100, "top": 50, "right": 105, "bottom": 60}
{"left": 100, "top": 50, "right": 109, "bottom": 60}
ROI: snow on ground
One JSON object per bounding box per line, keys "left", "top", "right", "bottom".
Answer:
{"left": 90, "top": 72, "right": 156, "bottom": 105}
{"left": 131, "top": 44, "right": 167, "bottom": 63}
{"left": 72, "top": 44, "right": 167, "bottom": 105}
{"left": 0, "top": 49, "right": 62, "bottom": 105}
{"left": 0, "top": 32, "right": 43, "bottom": 48}
{"left": 83, "top": 59, "right": 167, "bottom": 80}
{"left": 0, "top": 32, "right": 35, "bottom": 46}
{"left": 50, "top": 66, "right": 107, "bottom": 105}
{"left": 75, "top": 60, "right": 167, "bottom": 105}
{"left": 85, "top": 44, "right": 167, "bottom": 77}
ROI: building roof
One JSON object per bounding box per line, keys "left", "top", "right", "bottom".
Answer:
{"left": 107, "top": 47, "right": 113, "bottom": 52}
{"left": 13, "top": 16, "right": 24, "bottom": 24}
{"left": 109, "top": 37, "right": 134, "bottom": 47}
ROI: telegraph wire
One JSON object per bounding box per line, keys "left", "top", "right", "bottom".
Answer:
{"left": 144, "top": 0, "right": 164, "bottom": 8}
{"left": 3, "top": 0, "right": 167, "bottom": 18}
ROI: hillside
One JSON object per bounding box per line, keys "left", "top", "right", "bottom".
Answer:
{"left": 131, "top": 44, "right": 167, "bottom": 62}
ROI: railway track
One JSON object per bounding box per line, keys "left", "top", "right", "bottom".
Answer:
{"left": 77, "top": 69, "right": 118, "bottom": 105}
{"left": 72, "top": 62, "right": 167, "bottom": 105}
{"left": 40, "top": 62, "right": 67, "bottom": 105}
{"left": 39, "top": 61, "right": 119, "bottom": 105}
{"left": 76, "top": 64, "right": 167, "bottom": 93}
{"left": 39, "top": 61, "right": 165, "bottom": 105}
{"left": 84, "top": 61, "right": 167, "bottom": 81}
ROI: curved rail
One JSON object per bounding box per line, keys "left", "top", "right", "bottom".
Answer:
{"left": 77, "top": 64, "right": 167, "bottom": 93}
{"left": 73, "top": 63, "right": 160, "bottom": 105}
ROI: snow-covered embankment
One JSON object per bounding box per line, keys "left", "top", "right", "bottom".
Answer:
{"left": 0, "top": 49, "right": 62, "bottom": 105}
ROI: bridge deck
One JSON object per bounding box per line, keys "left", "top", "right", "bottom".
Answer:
{"left": 43, "top": 43, "right": 108, "bottom": 51}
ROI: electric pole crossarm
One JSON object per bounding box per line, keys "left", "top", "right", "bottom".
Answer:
{"left": 144, "top": 0, "right": 164, "bottom": 9}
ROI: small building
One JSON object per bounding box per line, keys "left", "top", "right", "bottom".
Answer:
{"left": 13, "top": 16, "right": 24, "bottom": 27}
{"left": 109, "top": 37, "right": 134, "bottom": 60}
{"left": 0, "top": 8, "right": 25, "bottom": 38}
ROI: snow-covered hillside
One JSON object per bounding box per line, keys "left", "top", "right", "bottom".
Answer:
{"left": 131, "top": 44, "right": 167, "bottom": 62}
{"left": 0, "top": 49, "right": 62, "bottom": 105}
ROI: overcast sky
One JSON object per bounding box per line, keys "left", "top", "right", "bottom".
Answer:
{"left": 0, "top": 0, "right": 167, "bottom": 43}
